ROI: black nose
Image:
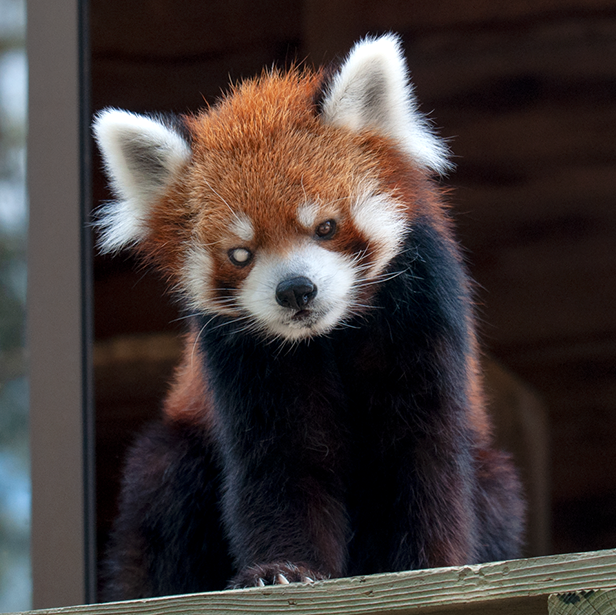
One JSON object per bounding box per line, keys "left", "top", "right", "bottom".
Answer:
{"left": 275, "top": 276, "right": 318, "bottom": 310}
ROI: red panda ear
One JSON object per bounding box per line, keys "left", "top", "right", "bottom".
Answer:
{"left": 320, "top": 34, "right": 451, "bottom": 175}
{"left": 92, "top": 109, "right": 191, "bottom": 253}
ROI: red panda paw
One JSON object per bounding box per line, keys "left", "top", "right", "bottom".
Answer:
{"left": 229, "top": 562, "right": 327, "bottom": 588}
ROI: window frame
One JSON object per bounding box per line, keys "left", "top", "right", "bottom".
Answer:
{"left": 27, "top": 0, "right": 95, "bottom": 607}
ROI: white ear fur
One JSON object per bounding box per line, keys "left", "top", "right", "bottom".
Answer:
{"left": 320, "top": 34, "right": 451, "bottom": 174}
{"left": 92, "top": 109, "right": 191, "bottom": 252}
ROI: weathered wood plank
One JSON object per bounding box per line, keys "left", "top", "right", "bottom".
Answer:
{"left": 91, "top": 49, "right": 279, "bottom": 113}
{"left": 8, "top": 550, "right": 616, "bottom": 615}
{"left": 549, "top": 589, "right": 616, "bottom": 614}
{"left": 91, "top": 0, "right": 302, "bottom": 57}
{"left": 304, "top": 0, "right": 616, "bottom": 61}
{"left": 483, "top": 361, "right": 549, "bottom": 556}
{"left": 359, "top": 0, "right": 616, "bottom": 33}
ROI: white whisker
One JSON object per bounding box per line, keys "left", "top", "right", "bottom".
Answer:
{"left": 190, "top": 315, "right": 217, "bottom": 366}
{"left": 210, "top": 314, "right": 254, "bottom": 331}
{"left": 201, "top": 178, "right": 245, "bottom": 226}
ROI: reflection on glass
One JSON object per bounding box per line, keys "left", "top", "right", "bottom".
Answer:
{"left": 0, "top": 0, "right": 29, "bottom": 610}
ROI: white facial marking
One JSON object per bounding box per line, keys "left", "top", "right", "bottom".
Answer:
{"left": 296, "top": 202, "right": 320, "bottom": 229}
{"left": 180, "top": 245, "right": 219, "bottom": 313}
{"left": 239, "top": 243, "right": 356, "bottom": 341}
{"left": 177, "top": 185, "right": 406, "bottom": 341}
{"left": 351, "top": 189, "right": 407, "bottom": 277}
{"left": 229, "top": 213, "right": 255, "bottom": 243}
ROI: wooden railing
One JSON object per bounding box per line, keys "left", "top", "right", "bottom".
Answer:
{"left": 8, "top": 549, "right": 616, "bottom": 615}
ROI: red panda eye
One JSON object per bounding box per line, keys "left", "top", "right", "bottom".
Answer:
{"left": 315, "top": 219, "right": 336, "bottom": 239}
{"left": 228, "top": 248, "right": 252, "bottom": 267}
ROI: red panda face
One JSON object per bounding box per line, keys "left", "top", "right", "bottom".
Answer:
{"left": 176, "top": 96, "right": 409, "bottom": 341}
{"left": 93, "top": 35, "right": 450, "bottom": 342}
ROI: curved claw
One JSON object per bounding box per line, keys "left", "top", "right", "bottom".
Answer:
{"left": 276, "top": 574, "right": 290, "bottom": 585}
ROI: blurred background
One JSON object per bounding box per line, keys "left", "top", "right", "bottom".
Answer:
{"left": 0, "top": 0, "right": 29, "bottom": 610}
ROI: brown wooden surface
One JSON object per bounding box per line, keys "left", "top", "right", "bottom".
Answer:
{"left": 9, "top": 551, "right": 616, "bottom": 615}
{"left": 549, "top": 589, "right": 616, "bottom": 615}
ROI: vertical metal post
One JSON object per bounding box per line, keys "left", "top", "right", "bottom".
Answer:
{"left": 27, "top": 0, "right": 94, "bottom": 607}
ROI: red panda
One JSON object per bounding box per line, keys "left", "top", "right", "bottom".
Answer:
{"left": 94, "top": 34, "right": 524, "bottom": 599}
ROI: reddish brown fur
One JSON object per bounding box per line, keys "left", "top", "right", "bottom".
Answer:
{"left": 146, "top": 68, "right": 493, "bottom": 444}
{"left": 138, "top": 69, "right": 432, "bottom": 293}
{"left": 163, "top": 331, "right": 214, "bottom": 429}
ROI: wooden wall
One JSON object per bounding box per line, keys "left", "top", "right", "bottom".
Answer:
{"left": 91, "top": 0, "right": 616, "bottom": 586}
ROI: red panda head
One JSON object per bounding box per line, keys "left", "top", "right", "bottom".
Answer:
{"left": 93, "top": 34, "right": 450, "bottom": 342}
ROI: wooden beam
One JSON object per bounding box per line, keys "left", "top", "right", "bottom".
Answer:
{"left": 549, "top": 589, "right": 616, "bottom": 614}
{"left": 483, "top": 360, "right": 550, "bottom": 556}
{"left": 7, "top": 550, "right": 616, "bottom": 615}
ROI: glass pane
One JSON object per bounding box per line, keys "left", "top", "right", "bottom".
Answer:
{"left": 0, "top": 0, "right": 29, "bottom": 610}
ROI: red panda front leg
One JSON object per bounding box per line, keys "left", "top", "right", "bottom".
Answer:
{"left": 221, "top": 437, "right": 350, "bottom": 588}
{"left": 202, "top": 327, "right": 350, "bottom": 587}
